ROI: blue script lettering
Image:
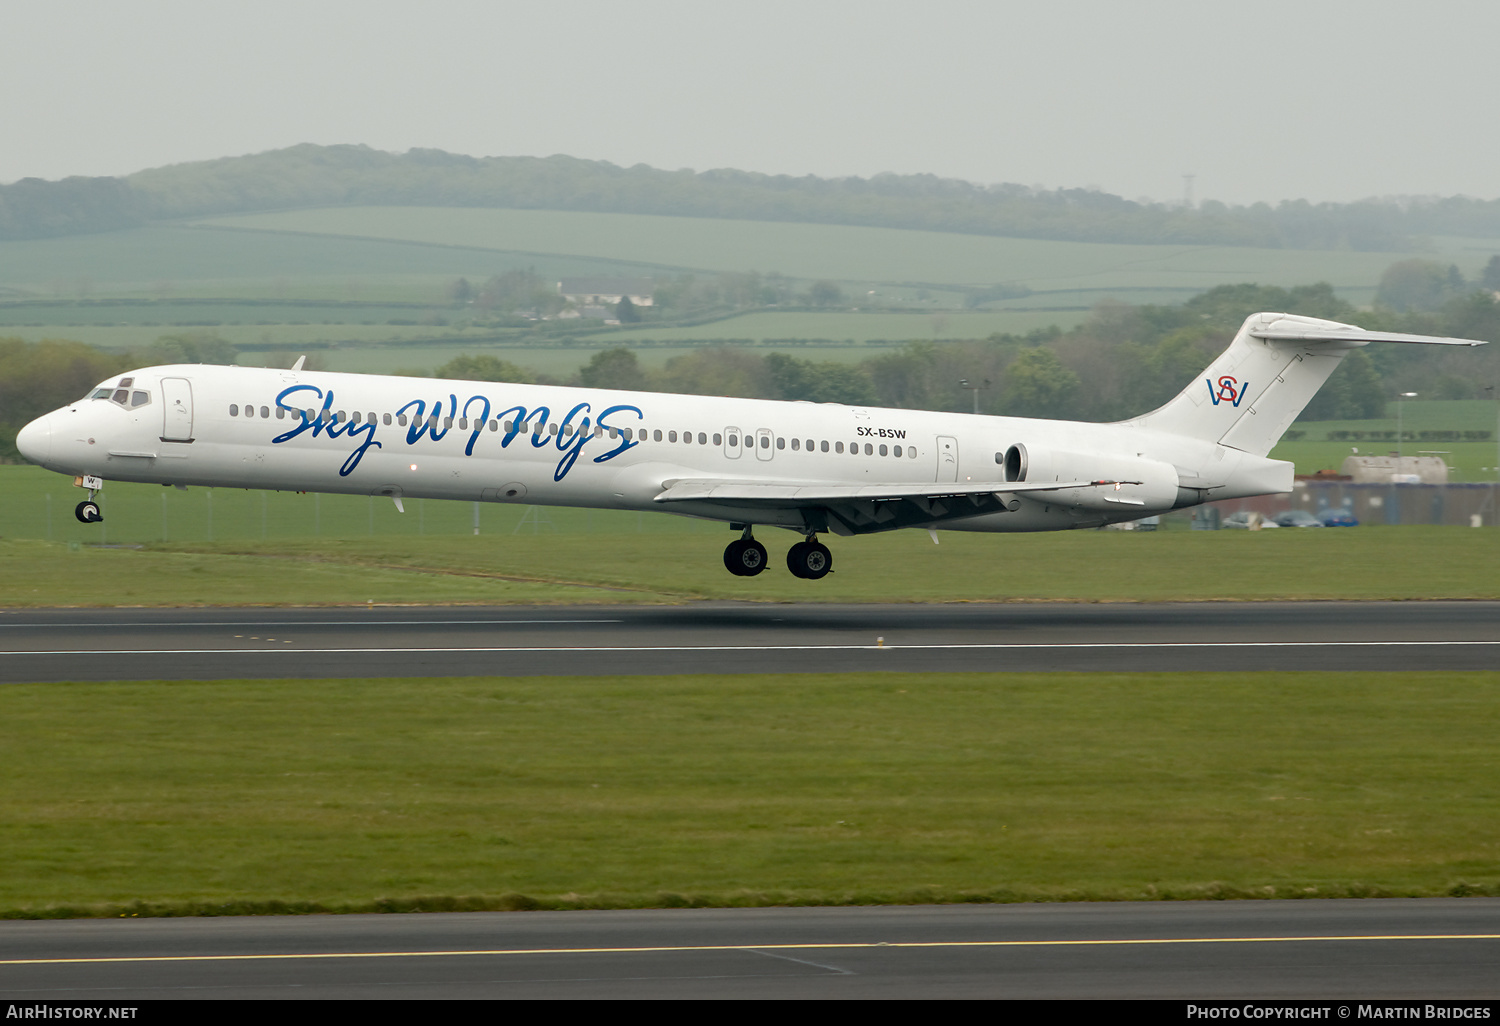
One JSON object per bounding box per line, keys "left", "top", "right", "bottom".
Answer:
{"left": 460, "top": 395, "right": 492, "bottom": 456}
{"left": 268, "top": 386, "right": 645, "bottom": 483}
{"left": 271, "top": 385, "right": 382, "bottom": 475}
{"left": 593, "top": 404, "right": 643, "bottom": 463}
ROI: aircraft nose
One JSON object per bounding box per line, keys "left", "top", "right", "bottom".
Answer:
{"left": 15, "top": 414, "right": 52, "bottom": 465}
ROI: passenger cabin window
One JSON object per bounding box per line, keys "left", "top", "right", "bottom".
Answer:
{"left": 230, "top": 404, "right": 239, "bottom": 416}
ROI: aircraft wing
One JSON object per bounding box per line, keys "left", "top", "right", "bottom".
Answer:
{"left": 653, "top": 478, "right": 1130, "bottom": 504}
{"left": 652, "top": 477, "right": 1139, "bottom": 535}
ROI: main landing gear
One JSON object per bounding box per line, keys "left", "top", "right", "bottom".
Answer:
{"left": 786, "top": 538, "right": 833, "bottom": 580}
{"left": 722, "top": 528, "right": 833, "bottom": 580}
{"left": 723, "top": 527, "right": 768, "bottom": 577}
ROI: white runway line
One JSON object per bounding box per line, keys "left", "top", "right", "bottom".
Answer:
{"left": 4, "top": 640, "right": 1500, "bottom": 656}
{"left": 5, "top": 932, "right": 1500, "bottom": 966}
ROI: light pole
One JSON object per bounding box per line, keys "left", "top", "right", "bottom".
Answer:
{"left": 1487, "top": 387, "right": 1499, "bottom": 480}
{"left": 1396, "top": 392, "right": 1417, "bottom": 457}
{"left": 959, "top": 378, "right": 991, "bottom": 415}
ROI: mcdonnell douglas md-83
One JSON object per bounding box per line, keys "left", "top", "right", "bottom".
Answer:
{"left": 13, "top": 312, "right": 1487, "bottom": 579}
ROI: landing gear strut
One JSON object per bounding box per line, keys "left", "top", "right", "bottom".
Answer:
{"left": 723, "top": 526, "right": 768, "bottom": 577}
{"left": 74, "top": 476, "right": 104, "bottom": 524}
{"left": 787, "top": 537, "right": 833, "bottom": 580}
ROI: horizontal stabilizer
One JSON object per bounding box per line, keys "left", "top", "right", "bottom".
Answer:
{"left": 1249, "top": 327, "right": 1488, "bottom": 347}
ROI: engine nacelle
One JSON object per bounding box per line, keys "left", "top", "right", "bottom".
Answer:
{"left": 1001, "top": 443, "right": 1180, "bottom": 512}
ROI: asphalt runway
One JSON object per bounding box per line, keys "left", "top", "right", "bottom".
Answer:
{"left": 2, "top": 601, "right": 1499, "bottom": 682}
{"left": 2, "top": 899, "right": 1498, "bottom": 999}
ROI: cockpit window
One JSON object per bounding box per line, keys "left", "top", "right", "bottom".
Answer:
{"left": 89, "top": 385, "right": 152, "bottom": 408}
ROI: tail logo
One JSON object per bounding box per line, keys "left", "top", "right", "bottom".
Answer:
{"left": 1207, "top": 375, "right": 1248, "bottom": 407}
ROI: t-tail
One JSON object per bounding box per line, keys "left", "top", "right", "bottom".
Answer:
{"left": 1130, "top": 312, "right": 1487, "bottom": 457}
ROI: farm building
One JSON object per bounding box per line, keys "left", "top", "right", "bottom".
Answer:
{"left": 557, "top": 278, "right": 655, "bottom": 307}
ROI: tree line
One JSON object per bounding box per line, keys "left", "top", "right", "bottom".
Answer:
{"left": 11, "top": 143, "right": 1500, "bottom": 249}
{"left": 414, "top": 280, "right": 1500, "bottom": 422}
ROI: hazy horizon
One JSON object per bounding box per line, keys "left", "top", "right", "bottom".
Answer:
{"left": 5, "top": 0, "right": 1497, "bottom": 208}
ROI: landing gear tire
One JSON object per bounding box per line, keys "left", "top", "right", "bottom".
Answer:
{"left": 787, "top": 540, "right": 832, "bottom": 580}
{"left": 724, "top": 538, "right": 768, "bottom": 576}
{"left": 74, "top": 501, "right": 102, "bottom": 524}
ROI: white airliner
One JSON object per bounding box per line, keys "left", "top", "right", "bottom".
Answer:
{"left": 14, "top": 312, "right": 1486, "bottom": 579}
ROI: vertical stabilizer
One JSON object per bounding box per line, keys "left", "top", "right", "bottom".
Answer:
{"left": 1131, "top": 313, "right": 1363, "bottom": 457}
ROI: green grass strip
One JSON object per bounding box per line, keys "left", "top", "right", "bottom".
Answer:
{"left": 3, "top": 672, "right": 1499, "bottom": 918}
{"left": 4, "top": 524, "right": 1500, "bottom": 605}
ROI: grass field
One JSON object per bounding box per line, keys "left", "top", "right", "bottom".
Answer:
{"left": 574, "top": 309, "right": 1091, "bottom": 343}
{"left": 2, "top": 670, "right": 1497, "bottom": 916}
{"left": 194, "top": 208, "right": 1500, "bottom": 296}
{"left": 0, "top": 224, "right": 647, "bottom": 299}
{"left": 1269, "top": 400, "right": 1500, "bottom": 481}
{"left": 5, "top": 206, "right": 1498, "bottom": 379}
{"left": 4, "top": 466, "right": 1499, "bottom": 606}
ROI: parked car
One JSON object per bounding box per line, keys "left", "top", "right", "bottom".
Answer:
{"left": 1317, "top": 507, "right": 1359, "bottom": 527}
{"left": 1223, "top": 511, "right": 1280, "bottom": 529}
{"left": 1272, "top": 509, "right": 1324, "bottom": 528}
